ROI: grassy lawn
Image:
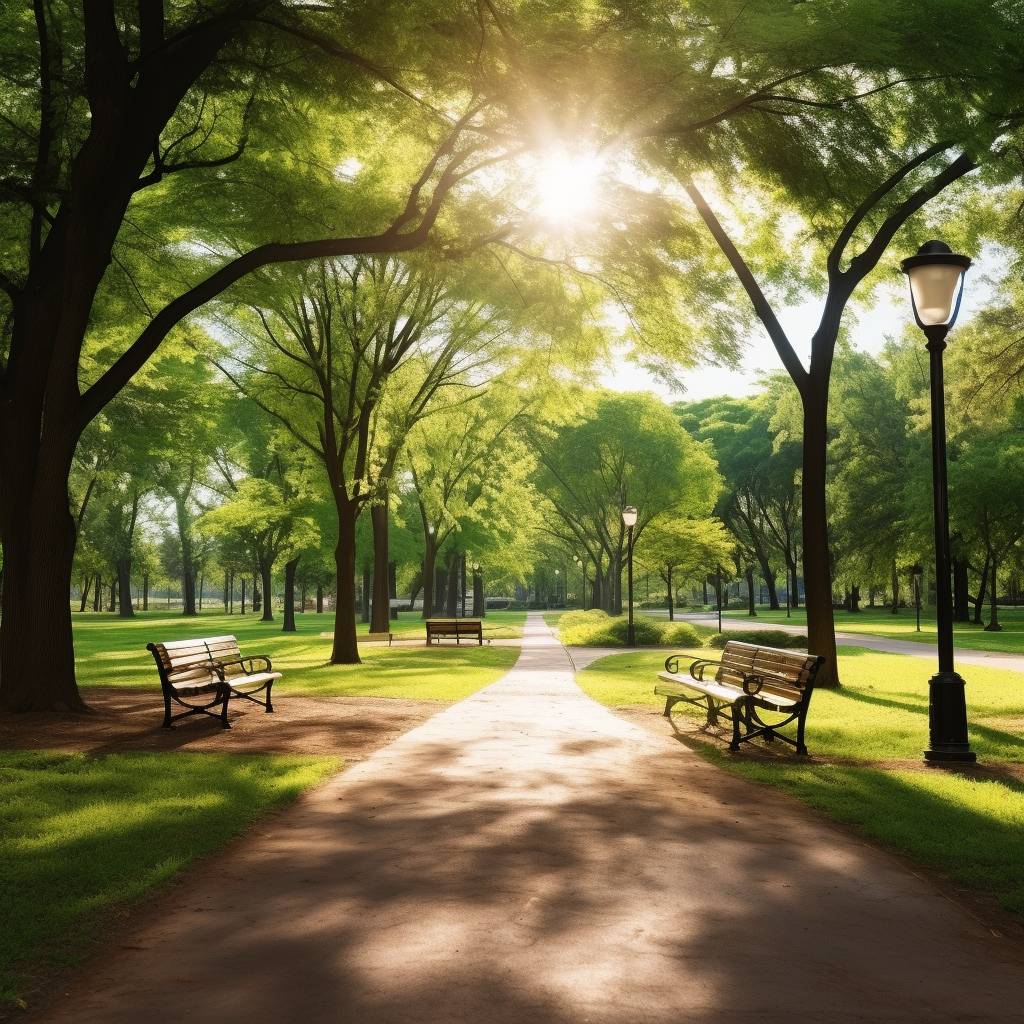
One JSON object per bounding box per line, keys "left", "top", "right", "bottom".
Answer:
{"left": 710, "top": 605, "right": 1024, "bottom": 655}
{"left": 0, "top": 750, "right": 338, "bottom": 1008}
{"left": 577, "top": 646, "right": 1024, "bottom": 915}
{"left": 73, "top": 609, "right": 523, "bottom": 701}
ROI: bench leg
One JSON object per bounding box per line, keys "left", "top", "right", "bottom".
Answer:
{"left": 219, "top": 687, "right": 231, "bottom": 729}
{"left": 265, "top": 680, "right": 274, "bottom": 714}
{"left": 795, "top": 709, "right": 809, "bottom": 756}
{"left": 162, "top": 690, "right": 174, "bottom": 729}
{"left": 663, "top": 696, "right": 675, "bottom": 718}
{"left": 705, "top": 695, "right": 718, "bottom": 727}
{"left": 729, "top": 701, "right": 743, "bottom": 751}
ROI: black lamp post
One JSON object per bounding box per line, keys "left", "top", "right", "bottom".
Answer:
{"left": 622, "top": 506, "right": 637, "bottom": 646}
{"left": 911, "top": 563, "right": 923, "bottom": 633}
{"left": 901, "top": 239, "right": 976, "bottom": 764}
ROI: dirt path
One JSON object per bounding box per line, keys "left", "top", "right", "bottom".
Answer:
{"left": 33, "top": 614, "right": 1024, "bottom": 1023}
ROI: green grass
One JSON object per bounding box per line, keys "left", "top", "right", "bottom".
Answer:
{"left": 0, "top": 750, "right": 338, "bottom": 1007}
{"left": 714, "top": 604, "right": 1024, "bottom": 655}
{"left": 72, "top": 609, "right": 522, "bottom": 701}
{"left": 576, "top": 645, "right": 1024, "bottom": 915}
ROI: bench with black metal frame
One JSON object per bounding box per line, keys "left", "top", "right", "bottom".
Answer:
{"left": 655, "top": 640, "right": 824, "bottom": 755}
{"left": 146, "top": 635, "right": 282, "bottom": 729}
{"left": 424, "top": 619, "right": 485, "bottom": 646}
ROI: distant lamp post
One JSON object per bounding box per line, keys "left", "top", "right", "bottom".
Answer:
{"left": 574, "top": 555, "right": 585, "bottom": 610}
{"left": 901, "top": 239, "right": 975, "bottom": 763}
{"left": 911, "top": 564, "right": 923, "bottom": 633}
{"left": 554, "top": 568, "right": 561, "bottom": 608}
{"left": 622, "top": 506, "right": 638, "bottom": 646}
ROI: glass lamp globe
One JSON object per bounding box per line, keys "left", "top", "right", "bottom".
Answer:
{"left": 900, "top": 240, "right": 971, "bottom": 328}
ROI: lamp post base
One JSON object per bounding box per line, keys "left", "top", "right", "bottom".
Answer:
{"left": 924, "top": 671, "right": 976, "bottom": 763}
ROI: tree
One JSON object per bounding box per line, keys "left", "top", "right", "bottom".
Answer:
{"left": 0, "top": 1, "right": 509, "bottom": 710}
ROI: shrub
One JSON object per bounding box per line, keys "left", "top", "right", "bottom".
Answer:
{"left": 660, "top": 621, "right": 703, "bottom": 647}
{"left": 576, "top": 615, "right": 666, "bottom": 647}
{"left": 558, "top": 609, "right": 609, "bottom": 632}
{"left": 707, "top": 630, "right": 808, "bottom": 650}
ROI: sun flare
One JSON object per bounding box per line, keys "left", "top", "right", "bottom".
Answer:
{"left": 533, "top": 149, "right": 604, "bottom": 225}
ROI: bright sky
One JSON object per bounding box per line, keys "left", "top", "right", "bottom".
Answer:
{"left": 601, "top": 246, "right": 1000, "bottom": 403}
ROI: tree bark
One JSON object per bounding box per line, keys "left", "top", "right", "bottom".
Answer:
{"left": 316, "top": 582, "right": 324, "bottom": 614}
{"left": 848, "top": 584, "right": 861, "bottom": 613}
{"left": 241, "top": 578, "right": 247, "bottom": 614}
{"left": 667, "top": 565, "right": 675, "bottom": 620}
{"left": 472, "top": 568, "right": 484, "bottom": 617}
{"left": 891, "top": 562, "right": 901, "bottom": 613}
{"left": 174, "top": 497, "right": 196, "bottom": 616}
{"left": 801, "top": 386, "right": 840, "bottom": 687}
{"left": 746, "top": 567, "right": 757, "bottom": 616}
{"left": 108, "top": 577, "right": 117, "bottom": 612}
{"left": 360, "top": 567, "right": 371, "bottom": 623}
{"left": 370, "top": 501, "right": 391, "bottom": 632}
{"left": 79, "top": 576, "right": 92, "bottom": 613}
{"left": 331, "top": 500, "right": 360, "bottom": 664}
{"left": 445, "top": 554, "right": 459, "bottom": 616}
{"left": 253, "top": 577, "right": 261, "bottom": 613}
{"left": 985, "top": 553, "right": 1002, "bottom": 631}
{"left": 259, "top": 561, "right": 273, "bottom": 622}
{"left": 972, "top": 558, "right": 989, "bottom": 625}
{"left": 223, "top": 571, "right": 230, "bottom": 613}
{"left": 282, "top": 557, "right": 298, "bottom": 633}
{"left": 389, "top": 561, "right": 399, "bottom": 620}
{"left": 421, "top": 538, "right": 437, "bottom": 619}
{"left": 953, "top": 559, "right": 970, "bottom": 622}
{"left": 142, "top": 573, "right": 149, "bottom": 611}
{"left": 93, "top": 576, "right": 102, "bottom": 612}
{"left": 116, "top": 558, "right": 134, "bottom": 618}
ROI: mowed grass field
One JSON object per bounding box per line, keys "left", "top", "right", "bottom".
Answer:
{"left": 74, "top": 608, "right": 524, "bottom": 700}
{"left": 577, "top": 645, "right": 1024, "bottom": 916}
{"left": 714, "top": 604, "right": 1024, "bottom": 655}
{"left": 1, "top": 609, "right": 524, "bottom": 1008}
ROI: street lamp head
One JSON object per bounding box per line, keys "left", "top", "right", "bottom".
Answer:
{"left": 554, "top": 568, "right": 560, "bottom": 575}
{"left": 621, "top": 505, "right": 638, "bottom": 528}
{"left": 900, "top": 240, "right": 972, "bottom": 329}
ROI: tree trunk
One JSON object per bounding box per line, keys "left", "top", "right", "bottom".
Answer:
{"left": 790, "top": 561, "right": 800, "bottom": 608}
{"left": 143, "top": 573, "right": 149, "bottom": 611}
{"left": 445, "top": 554, "right": 459, "bottom": 616}
{"left": 79, "top": 576, "right": 92, "bottom": 613}
{"left": 472, "top": 568, "right": 484, "bottom": 617}
{"left": 460, "top": 554, "right": 467, "bottom": 617}
{"left": 252, "top": 577, "right": 261, "bottom": 614}
{"left": 801, "top": 386, "right": 840, "bottom": 687}
{"left": 116, "top": 558, "right": 134, "bottom": 618}
{"left": 174, "top": 497, "right": 196, "bottom": 616}
{"left": 890, "top": 562, "right": 900, "bottom": 613}
{"left": 421, "top": 540, "right": 437, "bottom": 619}
{"left": 389, "top": 561, "right": 399, "bottom": 620}
{"left": 93, "top": 576, "right": 102, "bottom": 612}
{"left": 370, "top": 501, "right": 391, "bottom": 633}
{"left": 108, "top": 577, "right": 117, "bottom": 612}
{"left": 953, "top": 559, "right": 970, "bottom": 622}
{"left": 300, "top": 582, "right": 307, "bottom": 612}
{"left": 762, "top": 568, "right": 780, "bottom": 610}
{"left": 0, "top": 470, "right": 87, "bottom": 711}
{"left": 667, "top": 565, "right": 675, "bottom": 621}
{"left": 224, "top": 571, "right": 230, "bottom": 613}
{"left": 259, "top": 561, "right": 273, "bottom": 622}
{"left": 241, "top": 578, "right": 247, "bottom": 614}
{"left": 985, "top": 553, "right": 1002, "bottom": 631}
{"left": 316, "top": 582, "right": 324, "bottom": 614}
{"left": 331, "top": 501, "right": 360, "bottom": 664}
{"left": 849, "top": 584, "right": 861, "bottom": 613}
{"left": 972, "top": 558, "right": 989, "bottom": 625}
{"left": 282, "top": 557, "right": 298, "bottom": 633}
{"left": 198, "top": 573, "right": 204, "bottom": 612}
{"left": 360, "top": 567, "right": 371, "bottom": 624}
{"left": 746, "top": 567, "right": 757, "bottom": 616}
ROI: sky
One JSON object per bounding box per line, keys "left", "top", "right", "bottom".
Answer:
{"left": 600, "top": 246, "right": 1000, "bottom": 404}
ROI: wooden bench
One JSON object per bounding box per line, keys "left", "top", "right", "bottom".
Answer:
{"left": 425, "top": 619, "right": 484, "bottom": 645}
{"left": 655, "top": 640, "right": 824, "bottom": 755}
{"left": 146, "top": 635, "right": 281, "bottom": 729}
{"left": 359, "top": 631, "right": 394, "bottom": 646}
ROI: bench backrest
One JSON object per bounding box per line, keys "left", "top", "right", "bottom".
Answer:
{"left": 427, "top": 619, "right": 481, "bottom": 632}
{"left": 147, "top": 635, "right": 242, "bottom": 687}
{"left": 716, "top": 640, "right": 823, "bottom": 701}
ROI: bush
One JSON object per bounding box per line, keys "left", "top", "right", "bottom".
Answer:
{"left": 707, "top": 630, "right": 808, "bottom": 650}
{"left": 558, "top": 609, "right": 609, "bottom": 632}
{"left": 563, "top": 614, "right": 664, "bottom": 647}
{"left": 660, "top": 621, "right": 703, "bottom": 647}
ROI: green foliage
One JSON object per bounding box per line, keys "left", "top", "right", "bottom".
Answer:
{"left": 707, "top": 630, "right": 809, "bottom": 650}
{"left": 660, "top": 622, "right": 703, "bottom": 647}
{"left": 557, "top": 612, "right": 704, "bottom": 648}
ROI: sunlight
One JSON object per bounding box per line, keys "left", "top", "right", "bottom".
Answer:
{"left": 533, "top": 148, "right": 604, "bottom": 225}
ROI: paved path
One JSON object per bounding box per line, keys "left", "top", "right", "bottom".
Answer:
{"left": 676, "top": 610, "right": 1024, "bottom": 673}
{"left": 40, "top": 614, "right": 1024, "bottom": 1023}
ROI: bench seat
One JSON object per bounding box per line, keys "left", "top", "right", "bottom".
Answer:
{"left": 656, "top": 641, "right": 824, "bottom": 755}
{"left": 147, "top": 635, "right": 281, "bottom": 729}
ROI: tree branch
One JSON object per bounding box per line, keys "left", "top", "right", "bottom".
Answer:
{"left": 683, "top": 178, "right": 807, "bottom": 388}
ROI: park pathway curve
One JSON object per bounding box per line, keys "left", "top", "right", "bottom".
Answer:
{"left": 39, "top": 614, "right": 1024, "bottom": 1023}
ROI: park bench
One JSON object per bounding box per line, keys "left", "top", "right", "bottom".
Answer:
{"left": 359, "top": 631, "right": 394, "bottom": 646}
{"left": 655, "top": 640, "right": 824, "bottom": 755}
{"left": 425, "top": 618, "right": 485, "bottom": 645}
{"left": 146, "top": 635, "right": 281, "bottom": 729}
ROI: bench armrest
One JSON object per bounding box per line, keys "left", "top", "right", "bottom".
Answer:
{"left": 664, "top": 653, "right": 721, "bottom": 677}
{"left": 217, "top": 655, "right": 273, "bottom": 674}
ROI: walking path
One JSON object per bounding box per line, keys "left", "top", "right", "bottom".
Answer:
{"left": 677, "top": 610, "right": 1024, "bottom": 673}
{"left": 39, "top": 614, "right": 1024, "bottom": 1023}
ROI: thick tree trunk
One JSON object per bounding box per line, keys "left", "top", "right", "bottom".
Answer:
{"left": 175, "top": 498, "right": 196, "bottom": 616}
{"left": 421, "top": 541, "right": 437, "bottom": 619}
{"left": 801, "top": 386, "right": 840, "bottom": 687}
{"left": 0, "top": 467, "right": 87, "bottom": 711}
{"left": 79, "top": 576, "right": 92, "bottom": 613}
{"left": 849, "top": 584, "right": 861, "bottom": 613}
{"left": 116, "top": 558, "right": 134, "bottom": 618}
{"left": 746, "top": 567, "right": 757, "bottom": 616}
{"left": 370, "top": 501, "right": 391, "bottom": 633}
{"left": 252, "top": 577, "right": 261, "bottom": 614}
{"left": 316, "top": 582, "right": 324, "bottom": 614}
{"left": 93, "top": 576, "right": 102, "bottom": 612}
{"left": 282, "top": 558, "right": 298, "bottom": 633}
{"left": 331, "top": 501, "right": 360, "bottom": 663}
{"left": 259, "top": 561, "right": 273, "bottom": 622}
{"left": 762, "top": 568, "right": 780, "bottom": 610}
{"left": 108, "top": 577, "right": 117, "bottom": 612}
